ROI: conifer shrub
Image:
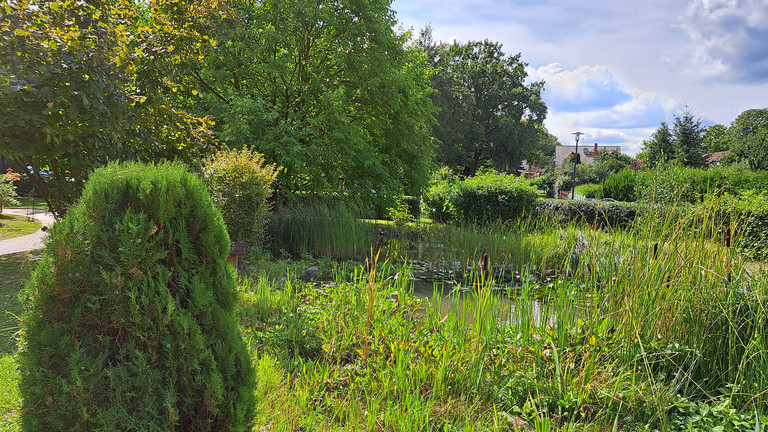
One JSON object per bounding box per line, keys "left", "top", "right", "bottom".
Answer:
{"left": 19, "top": 162, "right": 255, "bottom": 431}
{"left": 201, "top": 147, "right": 280, "bottom": 245}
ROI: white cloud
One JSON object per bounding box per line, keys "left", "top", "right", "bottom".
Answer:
{"left": 532, "top": 63, "right": 680, "bottom": 155}
{"left": 676, "top": 0, "right": 768, "bottom": 82}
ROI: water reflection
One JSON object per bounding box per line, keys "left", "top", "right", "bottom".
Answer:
{"left": 410, "top": 279, "right": 547, "bottom": 326}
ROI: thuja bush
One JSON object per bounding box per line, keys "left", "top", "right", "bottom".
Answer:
{"left": 202, "top": 147, "right": 280, "bottom": 245}
{"left": 19, "top": 162, "right": 255, "bottom": 431}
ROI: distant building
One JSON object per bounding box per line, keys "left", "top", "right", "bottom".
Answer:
{"left": 554, "top": 143, "right": 621, "bottom": 167}
{"left": 703, "top": 150, "right": 731, "bottom": 167}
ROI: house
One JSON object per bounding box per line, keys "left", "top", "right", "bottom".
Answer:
{"left": 554, "top": 143, "right": 621, "bottom": 167}
{"left": 702, "top": 150, "right": 731, "bottom": 167}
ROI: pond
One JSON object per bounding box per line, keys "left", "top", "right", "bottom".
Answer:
{"left": 410, "top": 278, "right": 549, "bottom": 327}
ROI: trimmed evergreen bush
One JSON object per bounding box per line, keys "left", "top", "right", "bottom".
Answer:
{"left": 19, "top": 162, "right": 255, "bottom": 431}
{"left": 202, "top": 147, "right": 280, "bottom": 245}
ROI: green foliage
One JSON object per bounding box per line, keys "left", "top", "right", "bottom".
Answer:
{"left": 0, "top": 0, "right": 218, "bottom": 216}
{"left": 728, "top": 108, "right": 768, "bottom": 170}
{"left": 423, "top": 170, "right": 539, "bottom": 224}
{"left": 202, "top": 148, "right": 280, "bottom": 245}
{"left": 19, "top": 162, "right": 255, "bottom": 431}
{"left": 638, "top": 166, "right": 768, "bottom": 204}
{"left": 714, "top": 190, "right": 768, "bottom": 259}
{"left": 387, "top": 199, "right": 415, "bottom": 226}
{"left": 642, "top": 109, "right": 706, "bottom": 169}
{"left": 422, "top": 167, "right": 461, "bottom": 223}
{"left": 184, "top": 0, "right": 435, "bottom": 208}
{"left": 672, "top": 108, "right": 706, "bottom": 167}
{"left": 574, "top": 183, "right": 604, "bottom": 199}
{"left": 534, "top": 199, "right": 638, "bottom": 228}
{"left": 703, "top": 124, "right": 732, "bottom": 153}
{"left": 590, "top": 150, "right": 632, "bottom": 182}
{"left": 642, "top": 121, "right": 675, "bottom": 168}
{"left": 265, "top": 204, "right": 375, "bottom": 260}
{"left": 0, "top": 169, "right": 20, "bottom": 213}
{"left": 418, "top": 27, "right": 547, "bottom": 176}
{"left": 601, "top": 167, "right": 639, "bottom": 202}
{"left": 553, "top": 161, "right": 598, "bottom": 193}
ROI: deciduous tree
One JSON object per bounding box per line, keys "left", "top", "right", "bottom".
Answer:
{"left": 418, "top": 28, "right": 547, "bottom": 176}
{"left": 729, "top": 108, "right": 768, "bottom": 170}
{"left": 0, "top": 0, "right": 219, "bottom": 215}
{"left": 181, "top": 0, "right": 435, "bottom": 208}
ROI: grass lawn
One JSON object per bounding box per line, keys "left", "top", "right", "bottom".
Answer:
{"left": 0, "top": 252, "right": 37, "bottom": 431}
{"left": 0, "top": 214, "right": 41, "bottom": 241}
{"left": 2, "top": 197, "right": 47, "bottom": 209}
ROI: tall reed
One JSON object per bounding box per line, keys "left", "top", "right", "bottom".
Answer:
{"left": 266, "top": 204, "right": 376, "bottom": 260}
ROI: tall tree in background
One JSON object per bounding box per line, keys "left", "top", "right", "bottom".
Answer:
{"left": 728, "top": 108, "right": 768, "bottom": 170}
{"left": 642, "top": 109, "right": 705, "bottom": 169}
{"left": 179, "top": 0, "right": 435, "bottom": 207}
{"left": 0, "top": 0, "right": 219, "bottom": 215}
{"left": 672, "top": 108, "right": 705, "bottom": 167}
{"left": 641, "top": 122, "right": 674, "bottom": 168}
{"left": 702, "top": 124, "right": 732, "bottom": 153}
{"left": 418, "top": 27, "right": 547, "bottom": 176}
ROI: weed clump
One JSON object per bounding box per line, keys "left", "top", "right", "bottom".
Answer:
{"left": 19, "top": 162, "right": 255, "bottom": 431}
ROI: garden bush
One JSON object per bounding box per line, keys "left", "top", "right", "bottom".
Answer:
{"left": 535, "top": 199, "right": 638, "bottom": 228}
{"left": 422, "top": 167, "right": 460, "bottom": 223}
{"left": 19, "top": 162, "right": 255, "bottom": 431}
{"left": 575, "top": 183, "right": 604, "bottom": 199}
{"left": 423, "top": 170, "right": 539, "bottom": 223}
{"left": 201, "top": 147, "right": 280, "bottom": 245}
{"left": 601, "top": 167, "right": 638, "bottom": 202}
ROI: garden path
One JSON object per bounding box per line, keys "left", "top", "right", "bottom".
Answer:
{"left": 0, "top": 208, "right": 54, "bottom": 255}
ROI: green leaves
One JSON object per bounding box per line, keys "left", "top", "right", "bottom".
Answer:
{"left": 184, "top": 0, "right": 435, "bottom": 208}
{"left": 0, "top": 0, "right": 217, "bottom": 215}
{"left": 420, "top": 32, "right": 547, "bottom": 176}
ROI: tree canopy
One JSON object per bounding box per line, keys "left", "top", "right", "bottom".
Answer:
{"left": 418, "top": 28, "right": 547, "bottom": 177}
{"left": 728, "top": 108, "right": 768, "bottom": 170}
{"left": 642, "top": 108, "right": 705, "bottom": 169}
{"left": 177, "top": 0, "right": 436, "bottom": 208}
{"left": 0, "top": 0, "right": 219, "bottom": 215}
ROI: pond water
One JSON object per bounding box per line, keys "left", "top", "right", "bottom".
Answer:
{"left": 409, "top": 278, "right": 548, "bottom": 326}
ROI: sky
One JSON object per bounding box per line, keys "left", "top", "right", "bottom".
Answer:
{"left": 391, "top": 0, "right": 768, "bottom": 156}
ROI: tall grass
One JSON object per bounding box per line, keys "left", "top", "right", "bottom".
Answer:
{"left": 265, "top": 204, "right": 376, "bottom": 260}
{"left": 252, "top": 196, "right": 768, "bottom": 429}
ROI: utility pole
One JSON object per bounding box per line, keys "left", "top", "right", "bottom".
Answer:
{"left": 571, "top": 132, "right": 584, "bottom": 200}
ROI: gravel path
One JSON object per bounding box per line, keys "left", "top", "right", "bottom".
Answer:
{"left": 0, "top": 208, "right": 55, "bottom": 256}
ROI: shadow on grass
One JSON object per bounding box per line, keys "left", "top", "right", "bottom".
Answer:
{"left": 0, "top": 252, "right": 40, "bottom": 355}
